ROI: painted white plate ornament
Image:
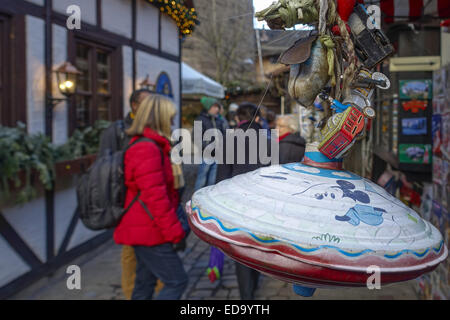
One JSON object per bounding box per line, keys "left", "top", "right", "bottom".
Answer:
{"left": 187, "top": 145, "right": 448, "bottom": 295}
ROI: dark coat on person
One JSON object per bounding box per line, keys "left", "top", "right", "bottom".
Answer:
{"left": 216, "top": 121, "right": 272, "bottom": 183}
{"left": 279, "top": 132, "right": 306, "bottom": 164}
{"left": 98, "top": 113, "right": 134, "bottom": 156}
{"left": 114, "top": 127, "right": 185, "bottom": 247}
{"left": 195, "top": 111, "right": 226, "bottom": 151}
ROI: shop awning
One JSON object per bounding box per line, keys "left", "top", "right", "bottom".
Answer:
{"left": 359, "top": 0, "right": 450, "bottom": 23}
{"left": 182, "top": 63, "right": 225, "bottom": 99}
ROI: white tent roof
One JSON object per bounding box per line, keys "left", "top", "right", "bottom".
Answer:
{"left": 182, "top": 63, "right": 225, "bottom": 99}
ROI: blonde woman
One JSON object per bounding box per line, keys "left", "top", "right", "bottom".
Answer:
{"left": 114, "top": 94, "right": 188, "bottom": 300}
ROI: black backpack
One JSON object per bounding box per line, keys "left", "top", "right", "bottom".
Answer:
{"left": 77, "top": 137, "right": 160, "bottom": 231}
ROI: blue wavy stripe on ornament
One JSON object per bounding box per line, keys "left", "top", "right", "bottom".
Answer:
{"left": 192, "top": 207, "right": 444, "bottom": 260}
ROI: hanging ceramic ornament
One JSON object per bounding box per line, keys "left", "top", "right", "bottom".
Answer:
{"left": 187, "top": 0, "right": 447, "bottom": 298}
{"left": 187, "top": 145, "right": 448, "bottom": 294}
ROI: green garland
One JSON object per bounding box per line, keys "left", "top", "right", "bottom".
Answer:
{"left": 147, "top": 0, "right": 199, "bottom": 37}
{"left": 0, "top": 121, "right": 110, "bottom": 204}
{"left": 56, "top": 120, "right": 111, "bottom": 162}
{"left": 0, "top": 123, "right": 55, "bottom": 203}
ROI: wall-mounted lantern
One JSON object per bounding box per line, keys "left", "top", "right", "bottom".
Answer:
{"left": 55, "top": 62, "right": 81, "bottom": 97}
{"left": 47, "top": 62, "right": 81, "bottom": 107}
{"left": 45, "top": 62, "right": 81, "bottom": 140}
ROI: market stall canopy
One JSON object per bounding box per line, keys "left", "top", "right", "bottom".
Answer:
{"left": 182, "top": 63, "right": 225, "bottom": 99}
{"left": 358, "top": 0, "right": 450, "bottom": 23}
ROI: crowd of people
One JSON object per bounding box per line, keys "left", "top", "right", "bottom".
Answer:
{"left": 99, "top": 90, "right": 306, "bottom": 300}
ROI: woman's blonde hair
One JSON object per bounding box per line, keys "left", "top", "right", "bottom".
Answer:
{"left": 126, "top": 94, "right": 176, "bottom": 139}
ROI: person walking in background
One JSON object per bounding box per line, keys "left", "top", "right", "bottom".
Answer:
{"left": 227, "top": 103, "right": 239, "bottom": 129}
{"left": 276, "top": 115, "right": 306, "bottom": 164}
{"left": 218, "top": 104, "right": 230, "bottom": 132}
{"left": 266, "top": 109, "right": 277, "bottom": 130}
{"left": 99, "top": 89, "right": 156, "bottom": 300}
{"left": 114, "top": 94, "right": 188, "bottom": 300}
{"left": 216, "top": 103, "right": 272, "bottom": 300}
{"left": 194, "top": 96, "right": 225, "bottom": 191}
{"left": 99, "top": 89, "right": 151, "bottom": 156}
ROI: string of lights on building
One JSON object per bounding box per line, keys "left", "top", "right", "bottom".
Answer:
{"left": 147, "top": 0, "right": 199, "bottom": 37}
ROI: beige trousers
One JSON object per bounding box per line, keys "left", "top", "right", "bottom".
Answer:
{"left": 121, "top": 245, "right": 164, "bottom": 300}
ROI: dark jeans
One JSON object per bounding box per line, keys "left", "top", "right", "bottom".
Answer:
{"left": 235, "top": 262, "right": 260, "bottom": 300}
{"left": 132, "top": 244, "right": 188, "bottom": 300}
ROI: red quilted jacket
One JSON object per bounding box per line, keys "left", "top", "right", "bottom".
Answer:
{"left": 113, "top": 127, "right": 185, "bottom": 246}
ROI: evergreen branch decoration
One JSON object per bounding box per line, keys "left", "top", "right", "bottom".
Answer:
{"left": 0, "top": 120, "right": 111, "bottom": 205}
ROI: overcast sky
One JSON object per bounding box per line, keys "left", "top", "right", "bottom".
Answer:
{"left": 253, "top": 0, "right": 309, "bottom": 30}
{"left": 253, "top": 0, "right": 275, "bottom": 29}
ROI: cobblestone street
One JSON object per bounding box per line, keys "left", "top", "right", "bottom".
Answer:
{"left": 11, "top": 165, "right": 419, "bottom": 300}
{"left": 12, "top": 233, "right": 419, "bottom": 300}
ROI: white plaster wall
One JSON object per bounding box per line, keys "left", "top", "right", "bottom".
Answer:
{"left": 0, "top": 236, "right": 31, "bottom": 288}
{"left": 24, "top": 0, "right": 44, "bottom": 6}
{"left": 2, "top": 196, "right": 47, "bottom": 263}
{"left": 160, "top": 14, "right": 179, "bottom": 56}
{"left": 26, "top": 15, "right": 46, "bottom": 135}
{"left": 0, "top": 183, "right": 95, "bottom": 285}
{"left": 136, "top": 50, "right": 181, "bottom": 127}
{"left": 102, "top": 0, "right": 132, "bottom": 39}
{"left": 54, "top": 186, "right": 78, "bottom": 254}
{"left": 53, "top": 0, "right": 97, "bottom": 26}
{"left": 136, "top": 0, "right": 159, "bottom": 49}
{"left": 52, "top": 24, "right": 69, "bottom": 145}
{"left": 122, "top": 46, "right": 134, "bottom": 117}
{"left": 67, "top": 221, "right": 103, "bottom": 251}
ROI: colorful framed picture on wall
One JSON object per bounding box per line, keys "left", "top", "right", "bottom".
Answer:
{"left": 402, "top": 100, "right": 428, "bottom": 113}
{"left": 399, "top": 80, "right": 433, "bottom": 100}
{"left": 399, "top": 144, "right": 432, "bottom": 164}
{"left": 402, "top": 117, "right": 427, "bottom": 135}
